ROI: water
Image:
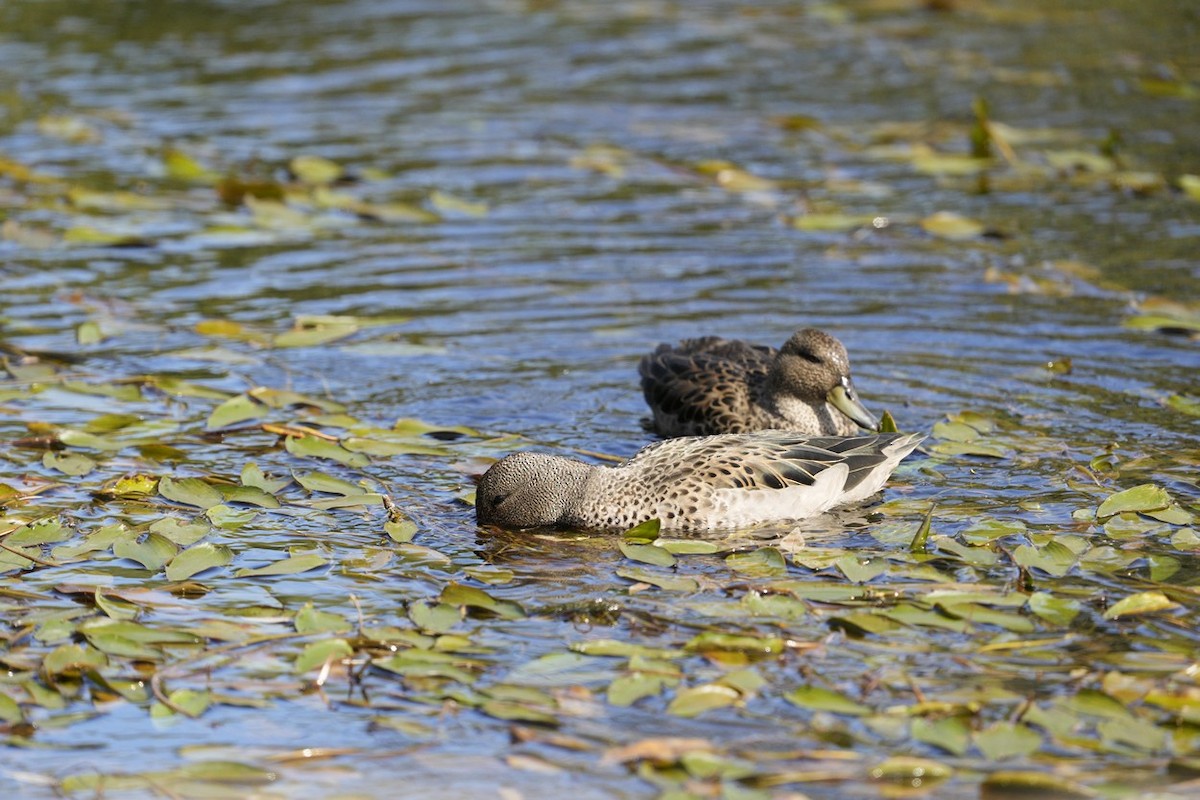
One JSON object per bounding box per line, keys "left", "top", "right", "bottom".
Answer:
{"left": 1, "top": 1, "right": 1198, "bottom": 798}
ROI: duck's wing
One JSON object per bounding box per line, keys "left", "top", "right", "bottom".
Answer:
{"left": 672, "top": 432, "right": 924, "bottom": 496}
{"left": 638, "top": 339, "right": 775, "bottom": 434}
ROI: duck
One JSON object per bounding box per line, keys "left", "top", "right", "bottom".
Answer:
{"left": 475, "top": 431, "right": 923, "bottom": 532}
{"left": 639, "top": 328, "right": 879, "bottom": 437}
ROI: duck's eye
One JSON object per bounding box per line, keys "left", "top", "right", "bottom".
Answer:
{"left": 491, "top": 494, "right": 509, "bottom": 507}
{"left": 797, "top": 350, "right": 822, "bottom": 365}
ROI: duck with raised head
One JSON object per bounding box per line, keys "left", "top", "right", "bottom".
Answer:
{"left": 639, "top": 328, "right": 878, "bottom": 438}
{"left": 475, "top": 431, "right": 923, "bottom": 532}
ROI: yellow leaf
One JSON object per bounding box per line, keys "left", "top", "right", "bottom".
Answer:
{"left": 921, "top": 211, "right": 985, "bottom": 240}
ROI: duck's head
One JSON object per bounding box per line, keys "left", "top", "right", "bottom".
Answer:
{"left": 475, "top": 452, "right": 582, "bottom": 529}
{"left": 777, "top": 328, "right": 879, "bottom": 431}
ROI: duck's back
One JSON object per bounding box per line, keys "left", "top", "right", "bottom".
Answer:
{"left": 639, "top": 337, "right": 776, "bottom": 436}
{"left": 572, "top": 431, "right": 922, "bottom": 531}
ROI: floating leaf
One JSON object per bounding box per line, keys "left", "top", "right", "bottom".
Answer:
{"left": 791, "top": 213, "right": 877, "bottom": 232}
{"left": 1180, "top": 174, "right": 1200, "bottom": 201}
{"left": 285, "top": 435, "right": 370, "bottom": 467}
{"left": 294, "top": 470, "right": 362, "bottom": 495}
{"left": 871, "top": 756, "right": 954, "bottom": 782}
{"left": 1096, "top": 484, "right": 1171, "bottom": 519}
{"left": 113, "top": 532, "right": 178, "bottom": 572}
{"left": 1103, "top": 590, "right": 1178, "bottom": 620}
{"left": 151, "top": 689, "right": 211, "bottom": 719}
{"left": 622, "top": 518, "right": 661, "bottom": 543}
{"left": 785, "top": 685, "right": 869, "bottom": 716}
{"left": 159, "top": 476, "right": 225, "bottom": 509}
{"left": 974, "top": 722, "right": 1042, "bottom": 760}
{"left": 42, "top": 451, "right": 96, "bottom": 477}
{"left": 150, "top": 517, "right": 212, "bottom": 546}
{"left": 913, "top": 153, "right": 992, "bottom": 176}
{"left": 835, "top": 554, "right": 888, "bottom": 583}
{"left": 385, "top": 517, "right": 418, "bottom": 543}
{"left": 0, "top": 693, "right": 23, "bottom": 723}
{"left": 234, "top": 553, "right": 327, "bottom": 577}
{"left": 1013, "top": 541, "right": 1077, "bottom": 577}
{"left": 667, "top": 684, "right": 740, "bottom": 717}
{"left": 430, "top": 190, "right": 488, "bottom": 217}
{"left": 725, "top": 547, "right": 788, "bottom": 577}
{"left": 290, "top": 154, "right": 343, "bottom": 184}
{"left": 960, "top": 517, "right": 1026, "bottom": 543}
{"left": 309, "top": 492, "right": 383, "bottom": 510}
{"left": 929, "top": 440, "right": 1007, "bottom": 458}
{"left": 440, "top": 583, "right": 524, "bottom": 619}
{"left": 615, "top": 566, "right": 698, "bottom": 592}
{"left": 219, "top": 485, "right": 282, "bottom": 509}
{"left": 921, "top": 211, "right": 985, "bottom": 240}
{"left": 980, "top": 771, "right": 1094, "bottom": 798}
{"left": 696, "top": 160, "right": 779, "bottom": 192}
{"left": 618, "top": 540, "right": 675, "bottom": 567}
{"left": 241, "top": 463, "right": 291, "bottom": 494}
{"left": 1027, "top": 592, "right": 1081, "bottom": 626}
{"left": 408, "top": 600, "right": 462, "bottom": 633}
{"left": 76, "top": 321, "right": 105, "bottom": 345}
{"left": 295, "top": 639, "right": 352, "bottom": 673}
{"left": 43, "top": 643, "right": 108, "bottom": 676}
{"left": 163, "top": 148, "right": 218, "bottom": 182}
{"left": 58, "top": 429, "right": 127, "bottom": 451}
{"left": 608, "top": 673, "right": 670, "bottom": 707}
{"left": 657, "top": 539, "right": 721, "bottom": 555}
{"left": 273, "top": 321, "right": 358, "bottom": 349}
{"left": 685, "top": 632, "right": 784, "bottom": 656}
{"left": 206, "top": 394, "right": 268, "bottom": 430}
{"left": 911, "top": 717, "right": 971, "bottom": 756}
{"left": 295, "top": 603, "right": 351, "bottom": 634}
{"left": 165, "top": 542, "right": 233, "bottom": 581}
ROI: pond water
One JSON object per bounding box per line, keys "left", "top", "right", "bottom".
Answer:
{"left": 1, "top": 0, "right": 1198, "bottom": 798}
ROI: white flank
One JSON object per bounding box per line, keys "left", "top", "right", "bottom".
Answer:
{"left": 707, "top": 463, "right": 850, "bottom": 528}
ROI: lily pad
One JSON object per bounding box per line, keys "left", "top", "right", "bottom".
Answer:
{"left": 1096, "top": 484, "right": 1171, "bottom": 519}
{"left": 159, "top": 476, "right": 225, "bottom": 510}
{"left": 164, "top": 542, "right": 233, "bottom": 581}
{"left": 1102, "top": 590, "right": 1178, "bottom": 620}
{"left": 234, "top": 553, "right": 328, "bottom": 577}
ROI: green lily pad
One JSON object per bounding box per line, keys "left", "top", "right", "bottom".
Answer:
{"left": 206, "top": 394, "right": 268, "bottom": 430}
{"left": 725, "top": 547, "right": 788, "bottom": 577}
{"left": 295, "top": 603, "right": 351, "bottom": 634}
{"left": 285, "top": 435, "right": 371, "bottom": 467}
{"left": 113, "top": 532, "right": 178, "bottom": 572}
{"left": 667, "top": 684, "right": 740, "bottom": 718}
{"left": 440, "top": 583, "right": 524, "bottom": 619}
{"left": 164, "top": 542, "right": 233, "bottom": 581}
{"left": 159, "top": 476, "right": 225, "bottom": 510}
{"left": 1096, "top": 484, "right": 1171, "bottom": 519}
{"left": 234, "top": 553, "right": 327, "bottom": 577}
{"left": 974, "top": 722, "right": 1042, "bottom": 760}
{"left": 785, "top": 685, "right": 870, "bottom": 716}
{"left": 1103, "top": 590, "right": 1178, "bottom": 619}
{"left": 294, "top": 638, "right": 353, "bottom": 673}
{"left": 622, "top": 518, "right": 661, "bottom": 543}
{"left": 619, "top": 540, "right": 676, "bottom": 567}
{"left": 42, "top": 451, "right": 96, "bottom": 477}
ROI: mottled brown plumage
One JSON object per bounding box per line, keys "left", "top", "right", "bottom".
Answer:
{"left": 639, "top": 328, "right": 878, "bottom": 437}
{"left": 475, "top": 431, "right": 923, "bottom": 532}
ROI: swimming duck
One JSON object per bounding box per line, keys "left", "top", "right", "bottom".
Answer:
{"left": 639, "top": 328, "right": 878, "bottom": 437}
{"left": 475, "top": 431, "right": 923, "bottom": 532}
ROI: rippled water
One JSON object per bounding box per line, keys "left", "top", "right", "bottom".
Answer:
{"left": 1, "top": 0, "right": 1199, "bottom": 797}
